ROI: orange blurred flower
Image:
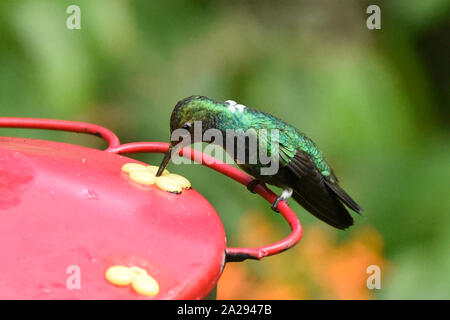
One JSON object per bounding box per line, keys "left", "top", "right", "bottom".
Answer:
{"left": 218, "top": 211, "right": 387, "bottom": 300}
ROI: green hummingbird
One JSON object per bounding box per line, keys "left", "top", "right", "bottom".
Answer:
{"left": 156, "top": 95, "right": 362, "bottom": 229}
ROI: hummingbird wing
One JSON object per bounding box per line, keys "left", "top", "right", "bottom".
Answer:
{"left": 324, "top": 170, "right": 363, "bottom": 213}
{"left": 284, "top": 150, "right": 359, "bottom": 229}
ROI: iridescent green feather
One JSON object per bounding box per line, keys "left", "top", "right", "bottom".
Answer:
{"left": 172, "top": 96, "right": 333, "bottom": 180}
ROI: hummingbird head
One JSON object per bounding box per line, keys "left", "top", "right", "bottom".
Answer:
{"left": 169, "top": 95, "right": 217, "bottom": 135}
{"left": 156, "top": 95, "right": 221, "bottom": 176}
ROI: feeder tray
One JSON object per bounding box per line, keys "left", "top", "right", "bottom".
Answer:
{"left": 0, "top": 118, "right": 302, "bottom": 299}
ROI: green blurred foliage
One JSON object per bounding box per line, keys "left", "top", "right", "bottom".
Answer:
{"left": 0, "top": 0, "right": 449, "bottom": 299}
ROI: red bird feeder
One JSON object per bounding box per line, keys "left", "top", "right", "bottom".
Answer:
{"left": 0, "top": 118, "right": 302, "bottom": 299}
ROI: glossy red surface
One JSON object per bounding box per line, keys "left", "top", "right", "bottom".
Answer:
{"left": 0, "top": 137, "right": 226, "bottom": 299}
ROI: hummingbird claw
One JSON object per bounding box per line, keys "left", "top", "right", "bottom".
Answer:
{"left": 247, "top": 179, "right": 263, "bottom": 194}
{"left": 271, "top": 188, "right": 293, "bottom": 212}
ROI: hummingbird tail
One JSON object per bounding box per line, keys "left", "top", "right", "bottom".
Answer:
{"left": 324, "top": 181, "right": 363, "bottom": 214}
{"left": 285, "top": 151, "right": 361, "bottom": 230}
{"left": 292, "top": 189, "right": 354, "bottom": 230}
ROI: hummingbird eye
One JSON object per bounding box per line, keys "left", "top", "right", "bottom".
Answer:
{"left": 181, "top": 122, "right": 192, "bottom": 131}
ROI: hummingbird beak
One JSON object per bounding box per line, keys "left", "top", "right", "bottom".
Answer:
{"left": 157, "top": 131, "right": 191, "bottom": 176}
{"left": 156, "top": 145, "right": 173, "bottom": 177}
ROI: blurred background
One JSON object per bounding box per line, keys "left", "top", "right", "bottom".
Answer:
{"left": 0, "top": 0, "right": 449, "bottom": 299}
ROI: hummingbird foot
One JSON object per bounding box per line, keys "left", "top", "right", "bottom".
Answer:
{"left": 271, "top": 188, "right": 293, "bottom": 212}
{"left": 247, "top": 179, "right": 264, "bottom": 194}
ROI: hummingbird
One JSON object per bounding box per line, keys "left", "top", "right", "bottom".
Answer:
{"left": 156, "top": 95, "right": 362, "bottom": 229}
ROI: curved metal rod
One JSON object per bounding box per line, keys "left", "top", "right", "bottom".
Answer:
{"left": 107, "top": 142, "right": 303, "bottom": 262}
{"left": 0, "top": 117, "right": 302, "bottom": 261}
{"left": 0, "top": 117, "right": 121, "bottom": 150}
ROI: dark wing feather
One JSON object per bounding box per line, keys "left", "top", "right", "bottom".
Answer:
{"left": 324, "top": 179, "right": 362, "bottom": 213}
{"left": 285, "top": 151, "right": 357, "bottom": 230}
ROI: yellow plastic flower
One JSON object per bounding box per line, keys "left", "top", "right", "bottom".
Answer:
{"left": 105, "top": 265, "right": 160, "bottom": 297}
{"left": 121, "top": 163, "right": 191, "bottom": 193}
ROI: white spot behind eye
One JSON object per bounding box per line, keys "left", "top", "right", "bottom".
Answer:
{"left": 235, "top": 104, "right": 246, "bottom": 112}
{"left": 225, "top": 100, "right": 246, "bottom": 113}
{"left": 225, "top": 100, "right": 237, "bottom": 106}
